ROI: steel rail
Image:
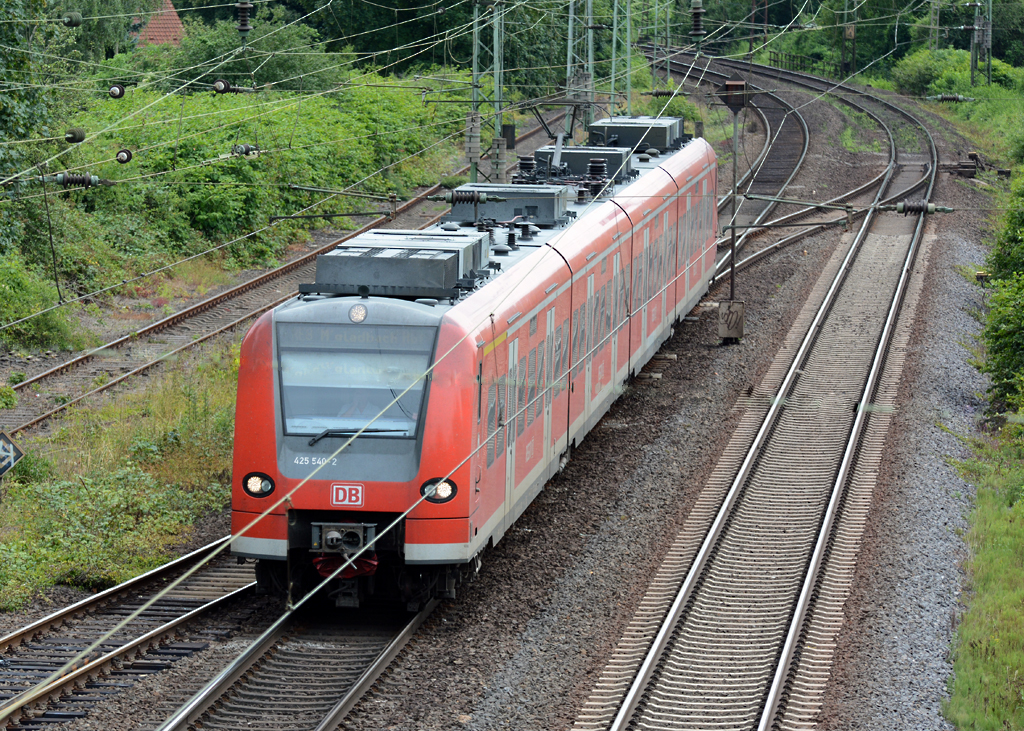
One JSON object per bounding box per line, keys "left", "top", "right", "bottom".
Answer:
{"left": 311, "top": 601, "right": 438, "bottom": 731}
{"left": 669, "top": 59, "right": 811, "bottom": 270}
{"left": 713, "top": 161, "right": 932, "bottom": 288}
{"left": 0, "top": 584, "right": 255, "bottom": 727}
{"left": 681, "top": 54, "right": 933, "bottom": 284}
{"left": 155, "top": 600, "right": 438, "bottom": 731}
{"left": 605, "top": 68, "right": 904, "bottom": 731}
{"left": 154, "top": 617, "right": 291, "bottom": 731}
{"left": 0, "top": 537, "right": 229, "bottom": 653}
{"left": 700, "top": 55, "right": 938, "bottom": 287}
{"left": 753, "top": 67, "right": 939, "bottom": 731}
{"left": 8, "top": 115, "right": 565, "bottom": 435}
{"left": 605, "top": 60, "right": 940, "bottom": 731}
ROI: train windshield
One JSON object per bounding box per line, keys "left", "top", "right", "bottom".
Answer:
{"left": 277, "top": 323, "right": 436, "bottom": 438}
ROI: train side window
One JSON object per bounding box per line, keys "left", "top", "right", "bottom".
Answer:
{"left": 612, "top": 269, "right": 618, "bottom": 330}
{"left": 557, "top": 325, "right": 565, "bottom": 393}
{"left": 633, "top": 247, "right": 640, "bottom": 307}
{"left": 477, "top": 362, "right": 483, "bottom": 424}
{"left": 580, "top": 300, "right": 588, "bottom": 368}
{"left": 545, "top": 336, "right": 553, "bottom": 407}
{"left": 486, "top": 383, "right": 496, "bottom": 467}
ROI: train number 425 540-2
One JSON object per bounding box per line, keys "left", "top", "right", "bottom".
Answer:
{"left": 294, "top": 456, "right": 338, "bottom": 466}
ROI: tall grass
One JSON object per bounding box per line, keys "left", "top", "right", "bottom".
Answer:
{"left": 947, "top": 424, "right": 1024, "bottom": 729}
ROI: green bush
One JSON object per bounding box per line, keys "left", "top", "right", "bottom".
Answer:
{"left": 981, "top": 273, "right": 1024, "bottom": 411}
{"left": 0, "top": 385, "right": 16, "bottom": 410}
{"left": 0, "top": 342, "right": 239, "bottom": 608}
{"left": 0, "top": 253, "right": 79, "bottom": 349}
{"left": 93, "top": 8, "right": 348, "bottom": 93}
{"left": 988, "top": 176, "right": 1024, "bottom": 280}
{"left": 893, "top": 48, "right": 1024, "bottom": 97}
{"left": 0, "top": 465, "right": 228, "bottom": 607}
{"left": 1010, "top": 126, "right": 1024, "bottom": 165}
{"left": 4, "top": 68, "right": 467, "bottom": 304}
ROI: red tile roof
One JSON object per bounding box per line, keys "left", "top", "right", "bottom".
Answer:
{"left": 138, "top": 0, "right": 184, "bottom": 47}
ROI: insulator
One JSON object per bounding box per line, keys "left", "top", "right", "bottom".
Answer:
{"left": 232, "top": 143, "right": 259, "bottom": 156}
{"left": 518, "top": 156, "right": 536, "bottom": 175}
{"left": 65, "top": 127, "right": 86, "bottom": 144}
{"left": 450, "top": 190, "right": 487, "bottom": 204}
{"left": 55, "top": 173, "right": 98, "bottom": 188}
{"left": 649, "top": 90, "right": 675, "bottom": 97}
{"left": 116, "top": 149, "right": 133, "bottom": 164}
{"left": 213, "top": 79, "right": 232, "bottom": 94}
{"left": 896, "top": 200, "right": 935, "bottom": 216}
{"left": 577, "top": 187, "right": 587, "bottom": 204}
{"left": 108, "top": 83, "right": 126, "bottom": 99}
{"left": 588, "top": 158, "right": 608, "bottom": 179}
{"left": 690, "top": 0, "right": 706, "bottom": 39}
{"left": 62, "top": 12, "right": 83, "bottom": 27}
{"left": 235, "top": 2, "right": 253, "bottom": 37}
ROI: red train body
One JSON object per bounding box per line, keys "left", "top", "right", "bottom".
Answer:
{"left": 231, "top": 122, "right": 718, "bottom": 607}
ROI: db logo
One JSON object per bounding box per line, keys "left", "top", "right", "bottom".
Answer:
{"left": 331, "top": 483, "right": 364, "bottom": 507}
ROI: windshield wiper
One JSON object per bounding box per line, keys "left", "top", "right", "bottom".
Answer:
{"left": 307, "top": 428, "right": 405, "bottom": 446}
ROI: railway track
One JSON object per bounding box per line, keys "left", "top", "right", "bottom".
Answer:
{"left": 652, "top": 54, "right": 811, "bottom": 277}
{"left": 0, "top": 114, "right": 567, "bottom": 437}
{"left": 0, "top": 539, "right": 255, "bottom": 729}
{"left": 678, "top": 55, "right": 932, "bottom": 288}
{"left": 153, "top": 602, "right": 435, "bottom": 731}
{"left": 573, "top": 64, "right": 938, "bottom": 731}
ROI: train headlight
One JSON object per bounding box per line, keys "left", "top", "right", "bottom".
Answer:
{"left": 349, "top": 304, "right": 368, "bottom": 323}
{"left": 421, "top": 478, "right": 457, "bottom": 504}
{"left": 243, "top": 472, "right": 275, "bottom": 498}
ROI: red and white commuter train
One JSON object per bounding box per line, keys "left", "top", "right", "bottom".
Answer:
{"left": 230, "top": 117, "right": 718, "bottom": 607}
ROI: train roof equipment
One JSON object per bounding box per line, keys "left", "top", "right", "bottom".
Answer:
{"left": 587, "top": 116, "right": 688, "bottom": 151}
{"left": 300, "top": 116, "right": 708, "bottom": 306}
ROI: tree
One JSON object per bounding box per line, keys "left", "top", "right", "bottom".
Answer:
{"left": 55, "top": 0, "right": 161, "bottom": 62}
{"left": 171, "top": 7, "right": 348, "bottom": 91}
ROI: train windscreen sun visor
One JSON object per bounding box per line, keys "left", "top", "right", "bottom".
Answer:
{"left": 277, "top": 323, "right": 436, "bottom": 438}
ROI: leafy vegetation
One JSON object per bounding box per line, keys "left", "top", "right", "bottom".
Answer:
{"left": 0, "top": 340, "right": 239, "bottom": 609}
{"left": 981, "top": 274, "right": 1024, "bottom": 412}
{"left": 1, "top": 67, "right": 465, "bottom": 348}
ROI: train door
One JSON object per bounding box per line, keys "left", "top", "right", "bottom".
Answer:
{"left": 505, "top": 337, "right": 518, "bottom": 519}
{"left": 585, "top": 274, "right": 594, "bottom": 420}
{"left": 544, "top": 309, "right": 554, "bottom": 468}
{"left": 641, "top": 229, "right": 649, "bottom": 345}
{"left": 661, "top": 212, "right": 669, "bottom": 324}
{"left": 612, "top": 252, "right": 620, "bottom": 383}
{"left": 474, "top": 362, "right": 484, "bottom": 515}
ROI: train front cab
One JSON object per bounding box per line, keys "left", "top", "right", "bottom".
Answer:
{"left": 231, "top": 296, "right": 479, "bottom": 608}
